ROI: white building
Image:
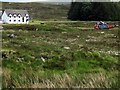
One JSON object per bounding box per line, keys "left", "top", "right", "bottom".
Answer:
{"left": 1, "top": 9, "right": 29, "bottom": 24}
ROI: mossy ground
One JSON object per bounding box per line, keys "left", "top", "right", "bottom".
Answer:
{"left": 1, "top": 21, "right": 119, "bottom": 88}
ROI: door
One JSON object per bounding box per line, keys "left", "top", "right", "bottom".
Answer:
{"left": 22, "top": 17, "right": 24, "bottom": 22}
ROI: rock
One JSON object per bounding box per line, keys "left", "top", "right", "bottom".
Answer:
{"left": 77, "top": 35, "right": 80, "bottom": 38}
{"left": 64, "top": 46, "right": 70, "bottom": 50}
{"left": 101, "top": 32, "right": 104, "bottom": 34}
{"left": 62, "top": 32, "right": 67, "bottom": 34}
{"left": 40, "top": 22, "right": 45, "bottom": 24}
{"left": 8, "top": 34, "right": 17, "bottom": 38}
{"left": 19, "top": 29, "right": 22, "bottom": 31}
{"left": 36, "top": 28, "right": 38, "bottom": 31}
{"left": 41, "top": 57, "right": 45, "bottom": 62}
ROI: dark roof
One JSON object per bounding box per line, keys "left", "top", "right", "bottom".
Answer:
{"left": 4, "top": 9, "right": 29, "bottom": 17}
{"left": 0, "top": 11, "right": 2, "bottom": 19}
{"left": 0, "top": 11, "right": 2, "bottom": 17}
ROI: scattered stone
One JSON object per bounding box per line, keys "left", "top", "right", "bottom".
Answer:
{"left": 116, "top": 25, "right": 119, "bottom": 27}
{"left": 8, "top": 34, "right": 17, "bottom": 38}
{"left": 100, "top": 32, "right": 104, "bottom": 34}
{"left": 40, "top": 22, "right": 45, "bottom": 24}
{"left": 36, "top": 28, "right": 38, "bottom": 31}
{"left": 32, "top": 35, "right": 36, "bottom": 38}
{"left": 78, "top": 44, "right": 84, "bottom": 48}
{"left": 62, "top": 32, "right": 67, "bottom": 34}
{"left": 32, "top": 41, "right": 36, "bottom": 43}
{"left": 114, "top": 24, "right": 119, "bottom": 27}
{"left": 19, "top": 29, "right": 22, "bottom": 31}
{"left": 64, "top": 46, "right": 70, "bottom": 50}
{"left": 41, "top": 57, "right": 45, "bottom": 62}
{"left": 86, "top": 39, "right": 89, "bottom": 42}
{"left": 77, "top": 35, "right": 80, "bottom": 38}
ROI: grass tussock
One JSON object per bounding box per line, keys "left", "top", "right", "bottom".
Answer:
{"left": 3, "top": 68, "right": 118, "bottom": 88}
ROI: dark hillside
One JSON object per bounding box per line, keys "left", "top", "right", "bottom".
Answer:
{"left": 2, "top": 2, "right": 70, "bottom": 20}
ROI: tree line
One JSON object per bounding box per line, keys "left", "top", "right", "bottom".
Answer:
{"left": 68, "top": 2, "right": 120, "bottom": 21}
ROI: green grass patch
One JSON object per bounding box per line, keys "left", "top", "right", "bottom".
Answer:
{"left": 2, "top": 22, "right": 119, "bottom": 88}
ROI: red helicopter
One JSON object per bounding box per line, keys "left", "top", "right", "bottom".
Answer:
{"left": 94, "top": 21, "right": 118, "bottom": 30}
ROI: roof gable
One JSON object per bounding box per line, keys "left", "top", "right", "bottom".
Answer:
{"left": 4, "top": 9, "right": 29, "bottom": 17}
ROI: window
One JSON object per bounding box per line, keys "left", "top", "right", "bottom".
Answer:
{"left": 13, "top": 14, "right": 16, "bottom": 18}
{"left": 26, "top": 14, "right": 29, "bottom": 18}
{"left": 8, "top": 14, "right": 12, "bottom": 18}
{"left": 18, "top": 16, "right": 21, "bottom": 18}
{"left": 9, "top": 20, "right": 11, "bottom": 22}
{"left": 18, "top": 20, "right": 20, "bottom": 22}
{"left": 26, "top": 14, "right": 28, "bottom": 16}
{"left": 14, "top": 20, "right": 16, "bottom": 22}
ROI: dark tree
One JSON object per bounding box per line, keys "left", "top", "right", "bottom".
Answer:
{"left": 68, "top": 2, "right": 92, "bottom": 20}
{"left": 68, "top": 2, "right": 120, "bottom": 21}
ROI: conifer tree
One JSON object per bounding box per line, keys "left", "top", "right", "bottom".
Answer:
{"left": 68, "top": 2, "right": 120, "bottom": 21}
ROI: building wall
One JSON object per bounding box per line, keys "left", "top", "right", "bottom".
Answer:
{"left": 1, "top": 12, "right": 9, "bottom": 23}
{"left": 2, "top": 12, "right": 29, "bottom": 24}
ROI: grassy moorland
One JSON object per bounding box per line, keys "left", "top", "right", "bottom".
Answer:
{"left": 2, "top": 2, "right": 70, "bottom": 21}
{"left": 2, "top": 21, "right": 119, "bottom": 88}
